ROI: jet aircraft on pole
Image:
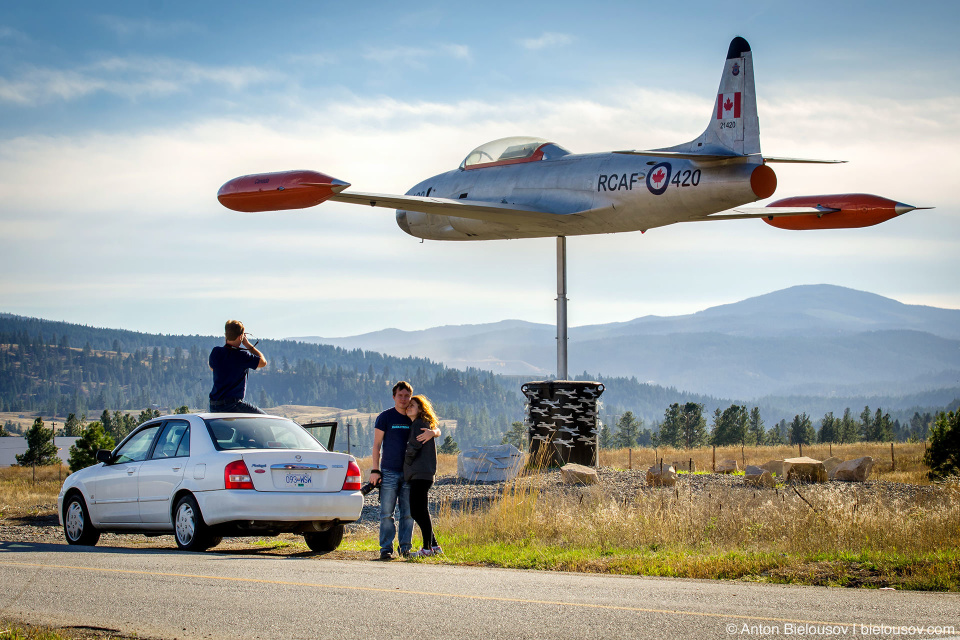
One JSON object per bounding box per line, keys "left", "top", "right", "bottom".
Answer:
{"left": 218, "top": 37, "right": 929, "bottom": 380}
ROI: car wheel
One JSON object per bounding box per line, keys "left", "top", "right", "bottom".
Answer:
{"left": 173, "top": 494, "right": 220, "bottom": 551}
{"left": 63, "top": 493, "right": 100, "bottom": 546}
{"left": 303, "top": 524, "right": 344, "bottom": 554}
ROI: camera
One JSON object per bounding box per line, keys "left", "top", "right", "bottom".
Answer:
{"left": 360, "top": 481, "right": 379, "bottom": 496}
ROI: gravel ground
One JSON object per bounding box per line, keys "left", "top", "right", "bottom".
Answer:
{"left": 2, "top": 469, "right": 953, "bottom": 553}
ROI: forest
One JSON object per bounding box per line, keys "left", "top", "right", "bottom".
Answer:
{"left": 1, "top": 313, "right": 956, "bottom": 448}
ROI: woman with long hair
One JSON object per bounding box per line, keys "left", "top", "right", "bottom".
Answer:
{"left": 403, "top": 394, "right": 442, "bottom": 557}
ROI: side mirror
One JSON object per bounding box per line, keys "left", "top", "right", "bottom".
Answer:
{"left": 96, "top": 449, "right": 114, "bottom": 464}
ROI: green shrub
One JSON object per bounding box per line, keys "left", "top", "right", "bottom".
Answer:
{"left": 923, "top": 410, "right": 960, "bottom": 480}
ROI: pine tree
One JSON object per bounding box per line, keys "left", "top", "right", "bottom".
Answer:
{"left": 501, "top": 421, "right": 527, "bottom": 450}
{"left": 68, "top": 422, "right": 115, "bottom": 473}
{"left": 747, "top": 407, "right": 765, "bottom": 446}
{"left": 839, "top": 408, "right": 859, "bottom": 443}
{"left": 64, "top": 413, "right": 82, "bottom": 437}
{"left": 818, "top": 412, "right": 838, "bottom": 443}
{"left": 657, "top": 404, "right": 683, "bottom": 448}
{"left": 859, "top": 406, "right": 872, "bottom": 441}
{"left": 680, "top": 402, "right": 709, "bottom": 449}
{"left": 923, "top": 410, "right": 960, "bottom": 480}
{"left": 598, "top": 422, "right": 614, "bottom": 449}
{"left": 438, "top": 435, "right": 460, "bottom": 455}
{"left": 612, "top": 411, "right": 642, "bottom": 448}
{"left": 789, "top": 413, "right": 815, "bottom": 446}
{"left": 16, "top": 417, "right": 60, "bottom": 466}
{"left": 767, "top": 423, "right": 785, "bottom": 445}
{"left": 867, "top": 408, "right": 894, "bottom": 442}
{"left": 711, "top": 405, "right": 748, "bottom": 447}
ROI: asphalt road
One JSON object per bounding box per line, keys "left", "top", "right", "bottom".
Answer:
{"left": 0, "top": 541, "right": 958, "bottom": 640}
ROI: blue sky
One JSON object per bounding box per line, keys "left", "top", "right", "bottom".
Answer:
{"left": 2, "top": 1, "right": 958, "bottom": 350}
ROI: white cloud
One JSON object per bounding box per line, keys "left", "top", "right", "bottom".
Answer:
{"left": 362, "top": 43, "right": 471, "bottom": 66}
{"left": 1, "top": 83, "right": 958, "bottom": 336}
{"left": 520, "top": 32, "right": 574, "bottom": 50}
{"left": 286, "top": 52, "right": 338, "bottom": 66}
{"left": 0, "top": 57, "right": 273, "bottom": 105}
{"left": 96, "top": 15, "right": 204, "bottom": 39}
{"left": 0, "top": 26, "right": 30, "bottom": 42}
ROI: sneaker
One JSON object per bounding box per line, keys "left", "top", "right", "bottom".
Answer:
{"left": 431, "top": 545, "right": 443, "bottom": 555}
{"left": 398, "top": 547, "right": 411, "bottom": 559}
{"left": 378, "top": 550, "right": 393, "bottom": 561}
{"left": 409, "top": 548, "right": 433, "bottom": 559}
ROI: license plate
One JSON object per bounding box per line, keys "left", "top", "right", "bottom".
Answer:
{"left": 285, "top": 473, "right": 312, "bottom": 487}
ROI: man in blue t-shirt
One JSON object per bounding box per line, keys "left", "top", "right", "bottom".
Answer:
{"left": 209, "top": 319, "right": 267, "bottom": 414}
{"left": 369, "top": 381, "right": 439, "bottom": 560}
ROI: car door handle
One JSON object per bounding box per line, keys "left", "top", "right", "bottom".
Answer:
{"left": 127, "top": 469, "right": 136, "bottom": 475}
{"left": 172, "top": 466, "right": 181, "bottom": 471}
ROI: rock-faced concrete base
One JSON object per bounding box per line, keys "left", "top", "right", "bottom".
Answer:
{"left": 744, "top": 465, "right": 775, "bottom": 488}
{"left": 821, "top": 456, "right": 843, "bottom": 477}
{"left": 561, "top": 463, "right": 599, "bottom": 485}
{"left": 716, "top": 459, "right": 739, "bottom": 474}
{"left": 833, "top": 456, "right": 873, "bottom": 482}
{"left": 646, "top": 463, "right": 677, "bottom": 487}
{"left": 761, "top": 460, "right": 785, "bottom": 477}
{"left": 783, "top": 456, "right": 827, "bottom": 483}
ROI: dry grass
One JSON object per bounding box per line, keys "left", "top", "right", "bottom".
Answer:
{"left": 0, "top": 465, "right": 67, "bottom": 518}
{"left": 0, "top": 617, "right": 129, "bottom": 639}
{"left": 600, "top": 442, "right": 931, "bottom": 484}
{"left": 421, "top": 445, "right": 958, "bottom": 589}
{"left": 438, "top": 477, "right": 960, "bottom": 557}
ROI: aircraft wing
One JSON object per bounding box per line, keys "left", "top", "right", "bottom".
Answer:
{"left": 330, "top": 190, "right": 582, "bottom": 225}
{"left": 692, "top": 206, "right": 839, "bottom": 222}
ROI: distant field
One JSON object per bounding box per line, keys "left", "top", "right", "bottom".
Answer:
{"left": 600, "top": 441, "right": 932, "bottom": 484}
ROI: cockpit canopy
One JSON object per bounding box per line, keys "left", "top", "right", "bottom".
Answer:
{"left": 460, "top": 136, "right": 571, "bottom": 170}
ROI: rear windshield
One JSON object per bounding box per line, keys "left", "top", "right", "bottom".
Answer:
{"left": 203, "top": 416, "right": 326, "bottom": 451}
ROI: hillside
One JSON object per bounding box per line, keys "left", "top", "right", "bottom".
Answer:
{"left": 293, "top": 285, "right": 960, "bottom": 398}
{"left": 2, "top": 308, "right": 958, "bottom": 446}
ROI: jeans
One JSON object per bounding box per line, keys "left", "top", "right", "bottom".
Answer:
{"left": 379, "top": 469, "right": 413, "bottom": 554}
{"left": 209, "top": 398, "right": 265, "bottom": 414}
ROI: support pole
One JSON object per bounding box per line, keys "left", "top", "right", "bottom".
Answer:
{"left": 556, "top": 236, "right": 568, "bottom": 381}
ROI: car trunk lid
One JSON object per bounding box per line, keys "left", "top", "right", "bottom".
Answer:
{"left": 240, "top": 451, "right": 349, "bottom": 492}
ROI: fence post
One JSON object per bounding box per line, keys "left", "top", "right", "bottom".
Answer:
{"left": 799, "top": 441, "right": 803, "bottom": 457}
{"left": 891, "top": 442, "right": 895, "bottom": 472}
{"left": 712, "top": 445, "right": 716, "bottom": 472}
{"left": 829, "top": 442, "right": 832, "bottom": 456}
{"left": 689, "top": 458, "right": 693, "bottom": 473}
{"left": 628, "top": 448, "right": 632, "bottom": 470}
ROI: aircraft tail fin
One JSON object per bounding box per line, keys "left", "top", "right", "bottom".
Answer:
{"left": 654, "top": 36, "right": 760, "bottom": 158}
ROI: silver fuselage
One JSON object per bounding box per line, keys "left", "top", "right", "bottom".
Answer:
{"left": 397, "top": 153, "right": 763, "bottom": 240}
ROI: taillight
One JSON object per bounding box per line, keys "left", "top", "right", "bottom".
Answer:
{"left": 342, "top": 460, "right": 362, "bottom": 491}
{"left": 225, "top": 460, "right": 254, "bottom": 490}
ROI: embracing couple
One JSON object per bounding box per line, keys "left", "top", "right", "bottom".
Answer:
{"left": 369, "top": 381, "right": 442, "bottom": 560}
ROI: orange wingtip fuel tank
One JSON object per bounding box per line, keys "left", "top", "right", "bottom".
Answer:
{"left": 217, "top": 170, "right": 350, "bottom": 213}
{"left": 763, "top": 193, "right": 922, "bottom": 230}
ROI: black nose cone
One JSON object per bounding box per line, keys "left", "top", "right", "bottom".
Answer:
{"left": 727, "top": 36, "right": 751, "bottom": 59}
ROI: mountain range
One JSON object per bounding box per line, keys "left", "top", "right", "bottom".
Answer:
{"left": 292, "top": 284, "right": 960, "bottom": 400}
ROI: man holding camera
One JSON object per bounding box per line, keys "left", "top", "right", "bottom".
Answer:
{"left": 209, "top": 319, "right": 267, "bottom": 414}
{"left": 368, "top": 381, "right": 439, "bottom": 560}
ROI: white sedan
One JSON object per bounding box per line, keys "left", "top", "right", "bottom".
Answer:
{"left": 58, "top": 413, "right": 364, "bottom": 552}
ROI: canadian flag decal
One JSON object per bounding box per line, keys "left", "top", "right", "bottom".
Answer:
{"left": 716, "top": 92, "right": 741, "bottom": 119}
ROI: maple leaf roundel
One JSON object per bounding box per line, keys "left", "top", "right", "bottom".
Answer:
{"left": 646, "top": 162, "right": 672, "bottom": 196}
